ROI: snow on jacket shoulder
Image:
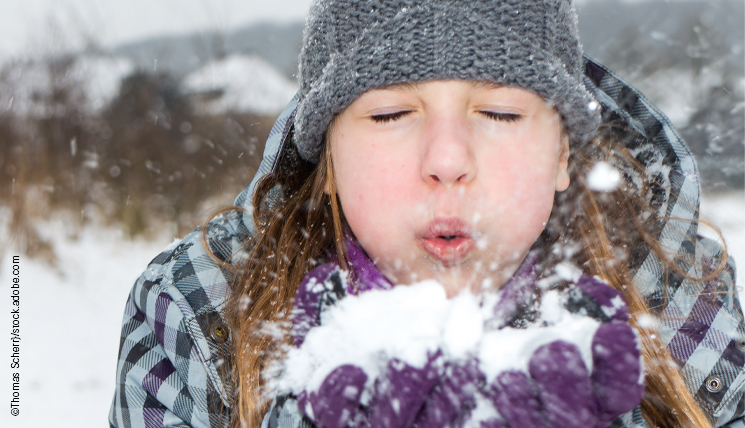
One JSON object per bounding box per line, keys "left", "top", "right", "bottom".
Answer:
{"left": 110, "top": 58, "right": 745, "bottom": 428}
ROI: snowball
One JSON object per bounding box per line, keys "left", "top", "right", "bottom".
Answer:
{"left": 555, "top": 262, "right": 581, "bottom": 282}
{"left": 442, "top": 293, "right": 484, "bottom": 358}
{"left": 278, "top": 281, "right": 451, "bottom": 396}
{"left": 587, "top": 161, "right": 621, "bottom": 192}
{"left": 278, "top": 279, "right": 600, "bottom": 404}
{"left": 463, "top": 393, "right": 501, "bottom": 428}
{"left": 479, "top": 299, "right": 599, "bottom": 378}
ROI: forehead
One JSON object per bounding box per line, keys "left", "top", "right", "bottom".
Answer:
{"left": 348, "top": 80, "right": 548, "bottom": 109}
{"left": 379, "top": 80, "right": 506, "bottom": 92}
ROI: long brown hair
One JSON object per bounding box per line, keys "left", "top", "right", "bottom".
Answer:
{"left": 222, "top": 122, "right": 719, "bottom": 427}
{"left": 222, "top": 134, "right": 348, "bottom": 428}
{"left": 540, "top": 122, "right": 718, "bottom": 428}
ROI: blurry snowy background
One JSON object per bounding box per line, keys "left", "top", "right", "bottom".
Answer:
{"left": 0, "top": 0, "right": 742, "bottom": 427}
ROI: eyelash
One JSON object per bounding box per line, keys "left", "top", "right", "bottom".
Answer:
{"left": 370, "top": 111, "right": 411, "bottom": 123}
{"left": 480, "top": 111, "right": 522, "bottom": 122}
{"left": 369, "top": 111, "right": 522, "bottom": 123}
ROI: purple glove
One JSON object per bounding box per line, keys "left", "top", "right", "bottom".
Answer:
{"left": 294, "top": 262, "right": 443, "bottom": 428}
{"left": 290, "top": 258, "right": 643, "bottom": 428}
{"left": 412, "top": 357, "right": 484, "bottom": 427}
{"left": 366, "top": 354, "right": 442, "bottom": 428}
{"left": 292, "top": 235, "right": 393, "bottom": 347}
{"left": 480, "top": 275, "right": 644, "bottom": 428}
{"left": 297, "top": 364, "right": 368, "bottom": 428}
{"left": 291, "top": 263, "right": 348, "bottom": 348}
{"left": 297, "top": 353, "right": 442, "bottom": 428}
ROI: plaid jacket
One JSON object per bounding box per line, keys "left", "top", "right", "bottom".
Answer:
{"left": 109, "top": 58, "right": 745, "bottom": 428}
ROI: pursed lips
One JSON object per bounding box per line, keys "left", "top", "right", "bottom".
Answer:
{"left": 418, "top": 217, "right": 475, "bottom": 264}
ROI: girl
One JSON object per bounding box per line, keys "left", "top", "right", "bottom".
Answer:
{"left": 110, "top": 1, "right": 745, "bottom": 428}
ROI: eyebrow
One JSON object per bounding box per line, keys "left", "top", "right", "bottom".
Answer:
{"left": 472, "top": 81, "right": 505, "bottom": 90}
{"left": 384, "top": 81, "right": 423, "bottom": 91}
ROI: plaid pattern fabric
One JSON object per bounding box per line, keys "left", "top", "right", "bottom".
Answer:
{"left": 109, "top": 210, "right": 251, "bottom": 428}
{"left": 261, "top": 397, "right": 315, "bottom": 428}
{"left": 234, "top": 94, "right": 299, "bottom": 214}
{"left": 585, "top": 58, "right": 745, "bottom": 427}
{"left": 110, "top": 98, "right": 300, "bottom": 428}
{"left": 110, "top": 58, "right": 745, "bottom": 427}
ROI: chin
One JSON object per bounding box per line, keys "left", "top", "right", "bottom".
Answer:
{"left": 430, "top": 269, "right": 484, "bottom": 297}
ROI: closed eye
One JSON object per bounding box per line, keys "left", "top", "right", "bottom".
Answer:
{"left": 480, "top": 111, "right": 522, "bottom": 123}
{"left": 370, "top": 110, "right": 412, "bottom": 123}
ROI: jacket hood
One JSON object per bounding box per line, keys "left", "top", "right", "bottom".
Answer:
{"left": 234, "top": 56, "right": 702, "bottom": 300}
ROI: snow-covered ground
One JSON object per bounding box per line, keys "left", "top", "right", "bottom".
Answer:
{"left": 0, "top": 190, "right": 742, "bottom": 428}
{"left": 0, "top": 214, "right": 171, "bottom": 428}
{"left": 699, "top": 191, "right": 745, "bottom": 289}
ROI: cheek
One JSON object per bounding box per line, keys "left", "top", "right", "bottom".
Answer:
{"left": 480, "top": 145, "right": 559, "bottom": 247}
{"left": 333, "top": 140, "right": 418, "bottom": 251}
{"left": 484, "top": 143, "right": 558, "bottom": 200}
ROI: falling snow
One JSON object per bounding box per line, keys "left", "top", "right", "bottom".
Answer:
{"left": 587, "top": 161, "right": 622, "bottom": 192}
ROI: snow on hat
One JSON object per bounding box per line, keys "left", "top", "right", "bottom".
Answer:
{"left": 294, "top": 0, "right": 602, "bottom": 164}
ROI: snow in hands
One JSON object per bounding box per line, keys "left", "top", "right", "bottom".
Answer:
{"left": 274, "top": 265, "right": 645, "bottom": 428}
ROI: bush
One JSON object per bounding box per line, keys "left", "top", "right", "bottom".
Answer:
{"left": 0, "top": 60, "right": 273, "bottom": 259}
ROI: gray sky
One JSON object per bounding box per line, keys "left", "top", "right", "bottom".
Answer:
{"left": 0, "top": 0, "right": 686, "bottom": 60}
{"left": 0, "top": 0, "right": 313, "bottom": 58}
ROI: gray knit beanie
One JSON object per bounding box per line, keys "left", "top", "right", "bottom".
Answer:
{"left": 295, "top": 0, "right": 601, "bottom": 163}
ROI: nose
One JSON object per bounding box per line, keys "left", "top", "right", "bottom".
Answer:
{"left": 421, "top": 113, "right": 476, "bottom": 188}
